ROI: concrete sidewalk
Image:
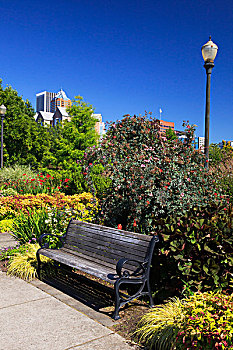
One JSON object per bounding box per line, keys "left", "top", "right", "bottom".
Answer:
{"left": 0, "top": 233, "right": 138, "bottom": 350}
{"left": 0, "top": 272, "right": 137, "bottom": 350}
{"left": 0, "top": 232, "right": 17, "bottom": 250}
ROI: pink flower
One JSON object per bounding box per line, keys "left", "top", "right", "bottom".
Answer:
{"left": 141, "top": 164, "right": 145, "bottom": 167}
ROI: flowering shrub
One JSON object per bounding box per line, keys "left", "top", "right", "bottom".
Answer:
{"left": 0, "top": 192, "right": 96, "bottom": 220}
{"left": 1, "top": 173, "right": 71, "bottom": 195}
{"left": 136, "top": 292, "right": 233, "bottom": 350}
{"left": 176, "top": 292, "right": 233, "bottom": 349}
{"left": 83, "top": 115, "right": 224, "bottom": 233}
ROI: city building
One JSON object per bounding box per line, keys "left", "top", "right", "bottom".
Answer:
{"left": 50, "top": 89, "right": 72, "bottom": 113}
{"left": 53, "top": 107, "right": 71, "bottom": 126}
{"left": 36, "top": 91, "right": 56, "bottom": 113}
{"left": 35, "top": 111, "right": 54, "bottom": 126}
{"left": 36, "top": 89, "right": 71, "bottom": 113}
{"left": 159, "top": 120, "right": 175, "bottom": 134}
{"left": 198, "top": 137, "right": 205, "bottom": 152}
{"left": 94, "top": 113, "right": 105, "bottom": 138}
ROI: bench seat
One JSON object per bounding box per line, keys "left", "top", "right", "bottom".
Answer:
{"left": 37, "top": 220, "right": 159, "bottom": 319}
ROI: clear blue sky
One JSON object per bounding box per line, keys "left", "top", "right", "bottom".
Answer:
{"left": 0, "top": 0, "right": 232, "bottom": 143}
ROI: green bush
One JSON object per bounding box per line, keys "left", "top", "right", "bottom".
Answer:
{"left": 136, "top": 292, "right": 233, "bottom": 350}
{"left": 136, "top": 297, "right": 184, "bottom": 349}
{"left": 152, "top": 202, "right": 233, "bottom": 298}
{"left": 6, "top": 243, "right": 51, "bottom": 281}
{"left": 11, "top": 207, "right": 74, "bottom": 245}
{"left": 83, "top": 115, "right": 224, "bottom": 233}
{"left": 0, "top": 165, "right": 36, "bottom": 186}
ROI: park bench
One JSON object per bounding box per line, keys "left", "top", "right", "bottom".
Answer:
{"left": 36, "top": 219, "right": 159, "bottom": 320}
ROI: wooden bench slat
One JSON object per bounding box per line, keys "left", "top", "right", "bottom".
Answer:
{"left": 65, "top": 235, "right": 148, "bottom": 260}
{"left": 69, "top": 220, "right": 152, "bottom": 241}
{"left": 39, "top": 248, "right": 118, "bottom": 282}
{"left": 66, "top": 230, "right": 149, "bottom": 253}
{"left": 63, "top": 243, "right": 141, "bottom": 270}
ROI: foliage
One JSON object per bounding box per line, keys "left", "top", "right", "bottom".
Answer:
{"left": 11, "top": 193, "right": 96, "bottom": 245}
{"left": 0, "top": 218, "right": 14, "bottom": 232}
{"left": 0, "top": 80, "right": 99, "bottom": 194}
{"left": 83, "top": 115, "right": 224, "bottom": 233}
{"left": 6, "top": 243, "right": 51, "bottom": 281}
{"left": 0, "top": 192, "right": 96, "bottom": 220}
{"left": 136, "top": 292, "right": 233, "bottom": 350}
{"left": 0, "top": 170, "right": 68, "bottom": 195}
{"left": 0, "top": 81, "right": 50, "bottom": 168}
{"left": 39, "top": 96, "right": 99, "bottom": 194}
{"left": 166, "top": 127, "right": 178, "bottom": 141}
{"left": 0, "top": 188, "right": 18, "bottom": 197}
{"left": 210, "top": 144, "right": 233, "bottom": 202}
{"left": 0, "top": 244, "right": 24, "bottom": 261}
{"left": 10, "top": 207, "right": 70, "bottom": 245}
{"left": 153, "top": 201, "right": 233, "bottom": 297}
{"left": 136, "top": 297, "right": 184, "bottom": 350}
{"left": 176, "top": 292, "right": 233, "bottom": 349}
{"left": 0, "top": 164, "right": 36, "bottom": 185}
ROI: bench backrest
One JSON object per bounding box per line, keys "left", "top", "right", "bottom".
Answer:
{"left": 63, "top": 220, "right": 156, "bottom": 272}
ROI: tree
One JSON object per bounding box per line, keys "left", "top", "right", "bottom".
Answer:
{"left": 165, "top": 127, "right": 177, "bottom": 141}
{"left": 0, "top": 80, "right": 50, "bottom": 168}
{"left": 39, "top": 96, "right": 99, "bottom": 193}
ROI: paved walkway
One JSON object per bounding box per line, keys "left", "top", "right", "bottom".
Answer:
{"left": 0, "top": 232, "right": 17, "bottom": 250}
{"left": 0, "top": 234, "right": 138, "bottom": 350}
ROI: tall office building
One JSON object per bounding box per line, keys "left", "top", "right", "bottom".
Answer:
{"left": 36, "top": 91, "right": 56, "bottom": 112}
{"left": 36, "top": 89, "right": 71, "bottom": 113}
{"left": 50, "top": 89, "right": 72, "bottom": 112}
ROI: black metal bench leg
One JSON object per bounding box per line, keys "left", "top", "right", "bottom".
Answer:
{"left": 147, "top": 278, "right": 154, "bottom": 307}
{"left": 112, "top": 280, "right": 121, "bottom": 320}
{"left": 36, "top": 251, "right": 41, "bottom": 280}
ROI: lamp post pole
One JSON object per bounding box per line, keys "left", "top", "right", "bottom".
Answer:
{"left": 0, "top": 105, "right": 7, "bottom": 169}
{"left": 201, "top": 36, "right": 218, "bottom": 170}
{"left": 204, "top": 61, "right": 214, "bottom": 169}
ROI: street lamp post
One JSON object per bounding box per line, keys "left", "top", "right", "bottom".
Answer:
{"left": 0, "top": 104, "right": 7, "bottom": 169}
{"left": 201, "top": 36, "right": 218, "bottom": 169}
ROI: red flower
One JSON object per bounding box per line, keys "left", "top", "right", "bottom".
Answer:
{"left": 214, "top": 193, "right": 217, "bottom": 196}
{"left": 159, "top": 169, "right": 162, "bottom": 172}
{"left": 117, "top": 224, "right": 122, "bottom": 230}
{"left": 23, "top": 174, "right": 26, "bottom": 176}
{"left": 46, "top": 174, "right": 51, "bottom": 178}
{"left": 133, "top": 219, "right": 137, "bottom": 227}
{"left": 57, "top": 187, "right": 61, "bottom": 189}
{"left": 89, "top": 163, "right": 93, "bottom": 166}
{"left": 113, "top": 136, "right": 116, "bottom": 139}
{"left": 164, "top": 186, "right": 168, "bottom": 190}
{"left": 64, "top": 178, "right": 70, "bottom": 182}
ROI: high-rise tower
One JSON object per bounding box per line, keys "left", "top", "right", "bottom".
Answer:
{"left": 36, "top": 91, "right": 56, "bottom": 112}
{"left": 36, "top": 89, "right": 71, "bottom": 113}
{"left": 50, "top": 89, "right": 72, "bottom": 113}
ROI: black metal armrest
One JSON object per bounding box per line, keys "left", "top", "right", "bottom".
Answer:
{"left": 38, "top": 233, "right": 65, "bottom": 248}
{"left": 116, "top": 258, "right": 147, "bottom": 278}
